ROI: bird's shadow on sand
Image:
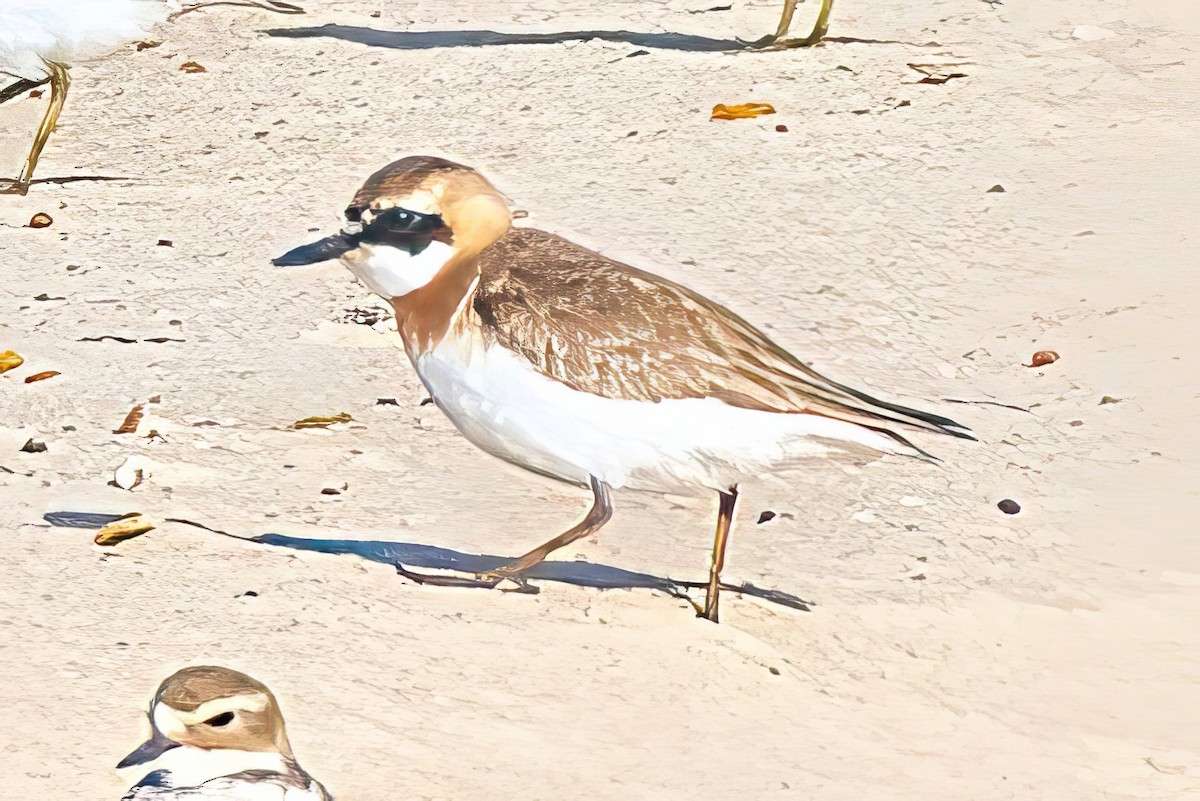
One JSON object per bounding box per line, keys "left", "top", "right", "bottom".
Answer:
{"left": 265, "top": 24, "right": 765, "bottom": 53}
{"left": 45, "top": 511, "right": 811, "bottom": 612}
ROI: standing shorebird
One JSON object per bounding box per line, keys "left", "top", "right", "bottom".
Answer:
{"left": 117, "top": 666, "right": 331, "bottom": 800}
{"left": 274, "top": 156, "right": 972, "bottom": 622}
{"left": 0, "top": 0, "right": 302, "bottom": 195}
{"left": 0, "top": 0, "right": 171, "bottom": 195}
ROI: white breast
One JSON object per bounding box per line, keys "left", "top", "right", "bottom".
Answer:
{"left": 341, "top": 241, "right": 456, "bottom": 299}
{"left": 0, "top": 0, "right": 170, "bottom": 79}
{"left": 412, "top": 335, "right": 904, "bottom": 494}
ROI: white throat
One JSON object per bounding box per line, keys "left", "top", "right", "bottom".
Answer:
{"left": 124, "top": 744, "right": 290, "bottom": 788}
{"left": 341, "top": 241, "right": 457, "bottom": 300}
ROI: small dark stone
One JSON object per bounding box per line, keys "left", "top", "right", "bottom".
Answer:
{"left": 997, "top": 498, "right": 1021, "bottom": 515}
{"left": 910, "top": 573, "right": 927, "bottom": 581}
{"left": 238, "top": 590, "right": 259, "bottom": 598}
{"left": 768, "top": 666, "right": 781, "bottom": 675}
{"left": 320, "top": 487, "right": 341, "bottom": 495}
{"left": 420, "top": 397, "right": 434, "bottom": 406}
{"left": 987, "top": 184, "right": 1006, "bottom": 193}
{"left": 756, "top": 511, "right": 777, "bottom": 524}
{"left": 157, "top": 239, "right": 173, "bottom": 247}
{"left": 19, "top": 439, "right": 46, "bottom": 453}
{"left": 775, "top": 124, "right": 789, "bottom": 132}
{"left": 376, "top": 397, "right": 399, "bottom": 406}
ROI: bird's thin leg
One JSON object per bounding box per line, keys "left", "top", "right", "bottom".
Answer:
{"left": 700, "top": 486, "right": 739, "bottom": 623}
{"left": 482, "top": 476, "right": 613, "bottom": 583}
{"left": 391, "top": 476, "right": 612, "bottom": 592}
{"left": 4, "top": 60, "right": 70, "bottom": 196}
{"left": 758, "top": 0, "right": 833, "bottom": 49}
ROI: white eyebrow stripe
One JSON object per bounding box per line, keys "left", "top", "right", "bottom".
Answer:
{"left": 165, "top": 692, "right": 270, "bottom": 727}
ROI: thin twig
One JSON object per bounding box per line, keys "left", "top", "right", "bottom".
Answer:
{"left": 941, "top": 398, "right": 1032, "bottom": 413}
{"left": 0, "top": 77, "right": 49, "bottom": 106}
{"left": 169, "top": 0, "right": 305, "bottom": 22}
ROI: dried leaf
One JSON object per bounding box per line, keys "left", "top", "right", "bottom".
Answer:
{"left": 114, "top": 404, "right": 145, "bottom": 434}
{"left": 293, "top": 412, "right": 353, "bottom": 429}
{"left": 94, "top": 514, "right": 156, "bottom": 546}
{"left": 0, "top": 350, "right": 24, "bottom": 374}
{"left": 24, "top": 370, "right": 60, "bottom": 383}
{"left": 711, "top": 102, "right": 776, "bottom": 120}
{"left": 135, "top": 39, "right": 162, "bottom": 51}
{"left": 179, "top": 61, "right": 207, "bottom": 73}
{"left": 27, "top": 213, "right": 52, "bottom": 228}
{"left": 908, "top": 63, "right": 970, "bottom": 85}
{"left": 1027, "top": 350, "right": 1060, "bottom": 367}
{"left": 1099, "top": 395, "right": 1121, "bottom": 405}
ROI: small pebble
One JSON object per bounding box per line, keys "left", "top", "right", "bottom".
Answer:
{"left": 775, "top": 124, "right": 788, "bottom": 132}
{"left": 19, "top": 439, "right": 46, "bottom": 453}
{"left": 997, "top": 499, "right": 1021, "bottom": 515}
{"left": 756, "top": 511, "right": 776, "bottom": 524}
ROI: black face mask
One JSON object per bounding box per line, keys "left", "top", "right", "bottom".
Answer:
{"left": 272, "top": 207, "right": 446, "bottom": 267}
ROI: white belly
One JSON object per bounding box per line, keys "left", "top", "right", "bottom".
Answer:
{"left": 412, "top": 336, "right": 904, "bottom": 494}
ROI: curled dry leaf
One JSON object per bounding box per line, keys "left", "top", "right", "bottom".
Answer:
{"left": 114, "top": 403, "right": 145, "bottom": 434}
{"left": 28, "top": 213, "right": 53, "bottom": 228}
{"left": 179, "top": 61, "right": 207, "bottom": 74}
{"left": 1027, "top": 350, "right": 1060, "bottom": 367}
{"left": 24, "top": 370, "right": 60, "bottom": 383}
{"left": 293, "top": 412, "right": 353, "bottom": 429}
{"left": 0, "top": 350, "right": 24, "bottom": 374}
{"left": 711, "top": 102, "right": 776, "bottom": 120}
{"left": 94, "top": 514, "right": 156, "bottom": 546}
{"left": 135, "top": 39, "right": 162, "bottom": 51}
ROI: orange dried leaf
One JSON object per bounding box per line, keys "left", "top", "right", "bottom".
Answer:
{"left": 94, "top": 514, "right": 155, "bottom": 546}
{"left": 28, "top": 213, "right": 52, "bottom": 228}
{"left": 114, "top": 403, "right": 145, "bottom": 434}
{"left": 1027, "top": 350, "right": 1060, "bottom": 368}
{"left": 711, "top": 102, "right": 776, "bottom": 120}
{"left": 293, "top": 412, "right": 353, "bottom": 429}
{"left": 179, "top": 61, "right": 207, "bottom": 73}
{"left": 24, "top": 370, "right": 60, "bottom": 383}
{"left": 0, "top": 350, "right": 24, "bottom": 374}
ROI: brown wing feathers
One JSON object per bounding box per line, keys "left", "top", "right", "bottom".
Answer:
{"left": 474, "top": 228, "right": 973, "bottom": 451}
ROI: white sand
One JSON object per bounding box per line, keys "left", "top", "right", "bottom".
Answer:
{"left": 1, "top": 0, "right": 1197, "bottom": 798}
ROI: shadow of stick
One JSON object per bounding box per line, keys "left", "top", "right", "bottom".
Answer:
{"left": 265, "top": 24, "right": 758, "bottom": 52}
{"left": 46, "top": 511, "right": 812, "bottom": 612}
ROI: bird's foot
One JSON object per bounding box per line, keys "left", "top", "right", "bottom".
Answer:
{"left": 392, "top": 564, "right": 539, "bottom": 594}
{"left": 0, "top": 178, "right": 30, "bottom": 196}
{"left": 474, "top": 567, "right": 541, "bottom": 595}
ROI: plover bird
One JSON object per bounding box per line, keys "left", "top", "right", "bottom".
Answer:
{"left": 117, "top": 665, "right": 331, "bottom": 800}
{"left": 0, "top": 0, "right": 302, "bottom": 195}
{"left": 274, "top": 156, "right": 972, "bottom": 622}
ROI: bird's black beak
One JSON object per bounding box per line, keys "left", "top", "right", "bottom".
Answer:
{"left": 271, "top": 231, "right": 358, "bottom": 267}
{"left": 117, "top": 729, "right": 181, "bottom": 769}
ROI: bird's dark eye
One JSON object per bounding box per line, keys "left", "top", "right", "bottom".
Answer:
{"left": 203, "top": 712, "right": 235, "bottom": 727}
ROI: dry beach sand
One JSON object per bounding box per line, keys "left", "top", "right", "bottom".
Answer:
{"left": 1, "top": 0, "right": 1197, "bottom": 798}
